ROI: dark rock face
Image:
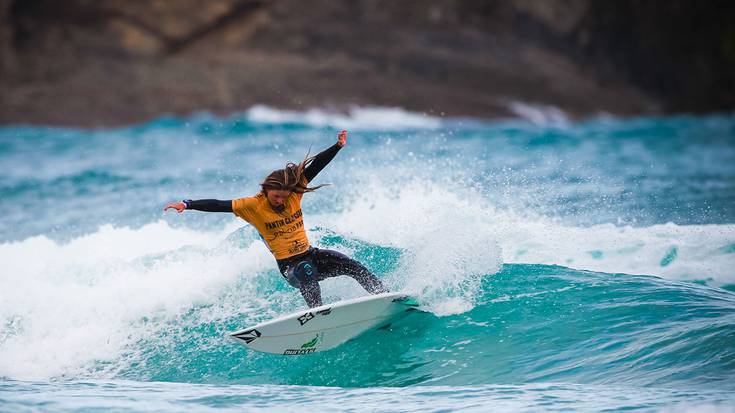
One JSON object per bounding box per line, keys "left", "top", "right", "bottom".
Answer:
{"left": 572, "top": 1, "right": 735, "bottom": 112}
{"left": 1, "top": 0, "right": 733, "bottom": 126}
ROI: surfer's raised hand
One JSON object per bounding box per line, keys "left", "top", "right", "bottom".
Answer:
{"left": 163, "top": 201, "right": 186, "bottom": 213}
{"left": 337, "top": 130, "right": 347, "bottom": 147}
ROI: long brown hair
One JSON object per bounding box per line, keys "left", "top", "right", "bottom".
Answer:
{"left": 260, "top": 150, "right": 330, "bottom": 194}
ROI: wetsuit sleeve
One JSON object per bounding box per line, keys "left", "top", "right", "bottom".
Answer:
{"left": 185, "top": 199, "right": 233, "bottom": 213}
{"left": 303, "top": 143, "right": 341, "bottom": 183}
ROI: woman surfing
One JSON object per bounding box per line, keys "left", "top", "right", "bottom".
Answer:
{"left": 164, "top": 130, "right": 387, "bottom": 308}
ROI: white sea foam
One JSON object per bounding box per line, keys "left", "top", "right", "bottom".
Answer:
{"left": 507, "top": 101, "right": 570, "bottom": 127}
{"left": 328, "top": 181, "right": 735, "bottom": 285}
{"left": 317, "top": 182, "right": 504, "bottom": 315}
{"left": 0, "top": 221, "right": 274, "bottom": 380}
{"left": 245, "top": 105, "right": 442, "bottom": 130}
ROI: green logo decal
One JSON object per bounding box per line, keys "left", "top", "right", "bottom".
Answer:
{"left": 301, "top": 334, "right": 320, "bottom": 349}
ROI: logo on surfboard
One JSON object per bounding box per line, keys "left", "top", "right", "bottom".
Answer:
{"left": 297, "top": 308, "right": 332, "bottom": 326}
{"left": 283, "top": 333, "right": 322, "bottom": 355}
{"left": 297, "top": 312, "right": 315, "bottom": 325}
{"left": 301, "top": 333, "right": 321, "bottom": 348}
{"left": 231, "top": 329, "right": 261, "bottom": 344}
{"left": 284, "top": 348, "right": 316, "bottom": 355}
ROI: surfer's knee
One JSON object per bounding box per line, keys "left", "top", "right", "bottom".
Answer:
{"left": 283, "top": 259, "right": 320, "bottom": 289}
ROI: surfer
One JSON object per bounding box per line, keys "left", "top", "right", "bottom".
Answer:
{"left": 164, "top": 130, "right": 388, "bottom": 308}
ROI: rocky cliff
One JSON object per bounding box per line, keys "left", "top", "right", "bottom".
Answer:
{"left": 1, "top": 0, "right": 733, "bottom": 126}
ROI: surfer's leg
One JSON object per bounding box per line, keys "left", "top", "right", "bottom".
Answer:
{"left": 312, "top": 249, "right": 388, "bottom": 294}
{"left": 277, "top": 255, "right": 324, "bottom": 308}
{"left": 299, "top": 278, "right": 323, "bottom": 308}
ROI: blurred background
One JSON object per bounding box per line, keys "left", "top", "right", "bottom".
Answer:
{"left": 2, "top": 0, "right": 734, "bottom": 126}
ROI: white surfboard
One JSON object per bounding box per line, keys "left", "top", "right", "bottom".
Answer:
{"left": 228, "top": 292, "right": 420, "bottom": 355}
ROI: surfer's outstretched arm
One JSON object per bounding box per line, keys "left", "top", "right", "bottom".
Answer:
{"left": 164, "top": 130, "right": 347, "bottom": 213}
{"left": 303, "top": 130, "right": 347, "bottom": 182}
{"left": 163, "top": 199, "right": 233, "bottom": 213}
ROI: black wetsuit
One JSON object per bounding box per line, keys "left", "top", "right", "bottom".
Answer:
{"left": 276, "top": 247, "right": 387, "bottom": 307}
{"left": 183, "top": 143, "right": 387, "bottom": 307}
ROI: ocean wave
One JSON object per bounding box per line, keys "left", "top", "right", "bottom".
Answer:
{"left": 1, "top": 219, "right": 733, "bottom": 385}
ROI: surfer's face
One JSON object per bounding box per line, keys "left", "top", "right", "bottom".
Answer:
{"left": 266, "top": 189, "right": 291, "bottom": 210}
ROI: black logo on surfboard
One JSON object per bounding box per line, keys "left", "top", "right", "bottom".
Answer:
{"left": 231, "top": 329, "right": 261, "bottom": 344}
{"left": 284, "top": 348, "right": 316, "bottom": 355}
{"left": 298, "top": 308, "right": 331, "bottom": 326}
{"left": 316, "top": 308, "right": 332, "bottom": 316}
{"left": 298, "top": 312, "right": 315, "bottom": 325}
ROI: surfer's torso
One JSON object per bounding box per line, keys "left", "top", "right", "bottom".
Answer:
{"left": 232, "top": 192, "right": 310, "bottom": 259}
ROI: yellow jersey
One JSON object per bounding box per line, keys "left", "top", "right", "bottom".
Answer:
{"left": 231, "top": 192, "right": 310, "bottom": 259}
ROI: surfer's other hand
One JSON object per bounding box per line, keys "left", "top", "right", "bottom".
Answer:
{"left": 163, "top": 202, "right": 186, "bottom": 213}
{"left": 337, "top": 130, "right": 347, "bottom": 147}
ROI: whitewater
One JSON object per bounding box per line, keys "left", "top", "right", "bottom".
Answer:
{"left": 1, "top": 106, "right": 734, "bottom": 412}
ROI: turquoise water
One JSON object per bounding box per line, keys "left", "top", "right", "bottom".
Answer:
{"left": 1, "top": 107, "right": 734, "bottom": 411}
